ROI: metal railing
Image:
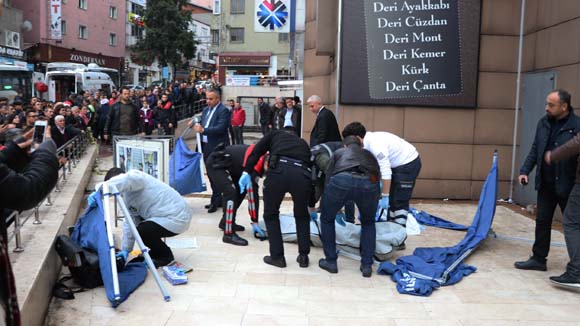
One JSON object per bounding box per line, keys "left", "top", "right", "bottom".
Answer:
{"left": 6, "top": 132, "right": 91, "bottom": 252}
{"left": 174, "top": 99, "right": 207, "bottom": 122}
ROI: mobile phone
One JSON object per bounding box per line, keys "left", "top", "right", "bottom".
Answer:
{"left": 32, "top": 120, "right": 47, "bottom": 151}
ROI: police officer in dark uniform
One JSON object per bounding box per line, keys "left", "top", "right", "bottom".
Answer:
{"left": 206, "top": 144, "right": 267, "bottom": 246}
{"left": 240, "top": 127, "right": 312, "bottom": 268}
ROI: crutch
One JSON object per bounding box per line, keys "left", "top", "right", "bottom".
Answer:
{"left": 101, "top": 182, "right": 121, "bottom": 304}
{"left": 106, "top": 183, "right": 171, "bottom": 302}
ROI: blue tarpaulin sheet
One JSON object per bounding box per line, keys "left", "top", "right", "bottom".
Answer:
{"left": 410, "top": 208, "right": 469, "bottom": 231}
{"left": 170, "top": 137, "right": 206, "bottom": 195}
{"left": 71, "top": 189, "right": 147, "bottom": 307}
{"left": 378, "top": 153, "right": 498, "bottom": 296}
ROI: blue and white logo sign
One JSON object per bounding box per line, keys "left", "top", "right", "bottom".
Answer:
{"left": 255, "top": 0, "right": 291, "bottom": 33}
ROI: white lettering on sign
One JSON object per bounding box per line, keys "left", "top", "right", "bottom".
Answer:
{"left": 69, "top": 53, "right": 106, "bottom": 66}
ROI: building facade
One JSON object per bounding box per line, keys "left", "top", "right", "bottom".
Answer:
{"left": 124, "top": 0, "right": 161, "bottom": 86}
{"left": 0, "top": 1, "right": 27, "bottom": 68}
{"left": 211, "top": 0, "right": 292, "bottom": 85}
{"left": 15, "top": 0, "right": 126, "bottom": 84}
{"left": 304, "top": 0, "right": 580, "bottom": 203}
{"left": 184, "top": 1, "right": 216, "bottom": 81}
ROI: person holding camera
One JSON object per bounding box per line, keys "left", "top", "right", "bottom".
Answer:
{"left": 0, "top": 127, "right": 59, "bottom": 326}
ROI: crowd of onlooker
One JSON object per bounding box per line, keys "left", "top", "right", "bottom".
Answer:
{"left": 0, "top": 81, "right": 213, "bottom": 153}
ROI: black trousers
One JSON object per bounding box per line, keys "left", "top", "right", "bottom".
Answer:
{"left": 205, "top": 161, "right": 260, "bottom": 224}
{"left": 263, "top": 163, "right": 312, "bottom": 258}
{"left": 137, "top": 221, "right": 177, "bottom": 264}
{"left": 532, "top": 183, "right": 568, "bottom": 263}
{"left": 203, "top": 144, "right": 222, "bottom": 206}
{"left": 562, "top": 184, "right": 580, "bottom": 278}
{"left": 388, "top": 156, "right": 422, "bottom": 226}
{"left": 232, "top": 126, "right": 244, "bottom": 145}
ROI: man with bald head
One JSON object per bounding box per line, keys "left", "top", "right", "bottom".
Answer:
{"left": 308, "top": 95, "right": 341, "bottom": 147}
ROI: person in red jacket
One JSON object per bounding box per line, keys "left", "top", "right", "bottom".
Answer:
{"left": 231, "top": 101, "right": 246, "bottom": 145}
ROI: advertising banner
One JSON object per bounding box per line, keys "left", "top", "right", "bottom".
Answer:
{"left": 50, "top": 0, "right": 62, "bottom": 40}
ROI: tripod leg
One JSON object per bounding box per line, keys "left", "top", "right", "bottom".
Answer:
{"left": 110, "top": 185, "right": 171, "bottom": 302}
{"left": 102, "top": 184, "right": 121, "bottom": 303}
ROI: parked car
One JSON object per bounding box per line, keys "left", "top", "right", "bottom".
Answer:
{"left": 124, "top": 84, "right": 145, "bottom": 90}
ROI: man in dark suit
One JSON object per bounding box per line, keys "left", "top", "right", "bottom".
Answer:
{"left": 189, "top": 89, "right": 231, "bottom": 213}
{"left": 308, "top": 95, "right": 341, "bottom": 147}
{"left": 258, "top": 97, "right": 272, "bottom": 135}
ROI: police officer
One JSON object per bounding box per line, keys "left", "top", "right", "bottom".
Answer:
{"left": 318, "top": 136, "right": 381, "bottom": 277}
{"left": 206, "top": 144, "right": 267, "bottom": 246}
{"left": 239, "top": 127, "right": 312, "bottom": 268}
{"left": 342, "top": 122, "right": 421, "bottom": 228}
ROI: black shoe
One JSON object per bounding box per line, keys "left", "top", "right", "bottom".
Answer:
{"left": 360, "top": 264, "right": 372, "bottom": 278}
{"left": 205, "top": 202, "right": 223, "bottom": 209}
{"left": 207, "top": 204, "right": 218, "bottom": 213}
{"left": 222, "top": 233, "right": 248, "bottom": 246}
{"left": 219, "top": 218, "right": 246, "bottom": 232}
{"left": 514, "top": 257, "right": 547, "bottom": 271}
{"left": 152, "top": 257, "right": 175, "bottom": 268}
{"left": 549, "top": 272, "right": 580, "bottom": 288}
{"left": 297, "top": 254, "right": 309, "bottom": 268}
{"left": 263, "top": 255, "right": 287, "bottom": 268}
{"left": 318, "top": 258, "right": 338, "bottom": 274}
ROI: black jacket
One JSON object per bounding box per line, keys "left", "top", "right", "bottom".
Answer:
{"left": 245, "top": 129, "right": 311, "bottom": 172}
{"left": 276, "top": 107, "right": 301, "bottom": 136}
{"left": 104, "top": 101, "right": 140, "bottom": 135}
{"left": 259, "top": 102, "right": 272, "bottom": 126}
{"left": 0, "top": 140, "right": 58, "bottom": 326}
{"left": 310, "top": 107, "right": 341, "bottom": 147}
{"left": 520, "top": 110, "right": 580, "bottom": 195}
{"left": 327, "top": 144, "right": 381, "bottom": 183}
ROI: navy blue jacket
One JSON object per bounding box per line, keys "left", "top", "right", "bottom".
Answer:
{"left": 520, "top": 110, "right": 580, "bottom": 196}
{"left": 200, "top": 102, "right": 231, "bottom": 156}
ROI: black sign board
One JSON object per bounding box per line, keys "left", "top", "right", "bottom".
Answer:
{"left": 340, "top": 0, "right": 481, "bottom": 107}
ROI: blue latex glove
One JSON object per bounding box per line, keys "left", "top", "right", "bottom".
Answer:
{"left": 309, "top": 211, "right": 318, "bottom": 221}
{"left": 116, "top": 250, "right": 128, "bottom": 262}
{"left": 87, "top": 191, "right": 99, "bottom": 208}
{"left": 251, "top": 223, "right": 267, "bottom": 239}
{"left": 379, "top": 194, "right": 390, "bottom": 211}
{"left": 238, "top": 171, "right": 251, "bottom": 194}
{"left": 335, "top": 213, "right": 346, "bottom": 226}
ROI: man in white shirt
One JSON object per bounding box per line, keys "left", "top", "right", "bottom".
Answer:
{"left": 342, "top": 122, "right": 422, "bottom": 227}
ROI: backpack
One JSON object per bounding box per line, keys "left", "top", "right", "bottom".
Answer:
{"left": 55, "top": 234, "right": 103, "bottom": 289}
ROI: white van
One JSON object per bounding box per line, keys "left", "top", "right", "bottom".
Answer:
{"left": 44, "top": 63, "right": 116, "bottom": 102}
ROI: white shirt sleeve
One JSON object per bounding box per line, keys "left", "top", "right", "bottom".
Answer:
{"left": 364, "top": 132, "right": 393, "bottom": 179}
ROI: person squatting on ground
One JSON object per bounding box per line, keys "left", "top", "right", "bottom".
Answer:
{"left": 342, "top": 122, "right": 421, "bottom": 228}
{"left": 0, "top": 128, "right": 59, "bottom": 326}
{"left": 240, "top": 127, "right": 312, "bottom": 268}
{"left": 318, "top": 136, "right": 381, "bottom": 277}
{"left": 515, "top": 89, "right": 580, "bottom": 272}
{"left": 205, "top": 144, "right": 267, "bottom": 246}
{"left": 100, "top": 168, "right": 193, "bottom": 268}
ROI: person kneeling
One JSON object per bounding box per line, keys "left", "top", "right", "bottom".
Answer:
{"left": 102, "top": 168, "right": 193, "bottom": 267}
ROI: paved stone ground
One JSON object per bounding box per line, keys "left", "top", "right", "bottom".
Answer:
{"left": 44, "top": 133, "right": 580, "bottom": 326}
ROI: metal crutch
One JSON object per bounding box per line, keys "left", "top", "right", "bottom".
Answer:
{"left": 106, "top": 184, "right": 171, "bottom": 302}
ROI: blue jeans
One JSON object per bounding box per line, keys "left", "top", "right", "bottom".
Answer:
{"left": 320, "top": 172, "right": 380, "bottom": 266}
